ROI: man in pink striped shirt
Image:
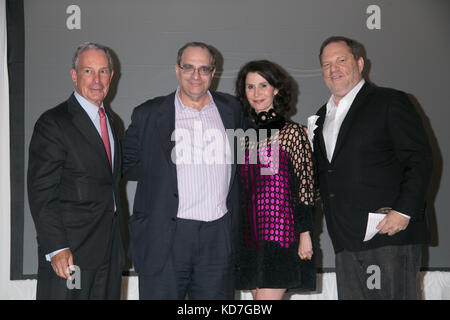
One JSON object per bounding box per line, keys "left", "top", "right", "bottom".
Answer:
{"left": 123, "top": 42, "right": 245, "bottom": 299}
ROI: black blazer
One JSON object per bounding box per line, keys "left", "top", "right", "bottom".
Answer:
{"left": 313, "top": 83, "right": 433, "bottom": 253}
{"left": 27, "top": 94, "right": 124, "bottom": 269}
{"left": 122, "top": 91, "right": 245, "bottom": 275}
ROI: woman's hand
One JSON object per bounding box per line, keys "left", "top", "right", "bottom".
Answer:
{"left": 298, "top": 231, "right": 313, "bottom": 260}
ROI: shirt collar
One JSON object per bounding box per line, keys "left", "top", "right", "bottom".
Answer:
{"left": 326, "top": 79, "right": 365, "bottom": 112}
{"left": 175, "top": 87, "right": 215, "bottom": 113}
{"left": 74, "top": 91, "right": 105, "bottom": 121}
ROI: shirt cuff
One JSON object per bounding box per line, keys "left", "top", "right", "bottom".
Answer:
{"left": 45, "top": 248, "right": 69, "bottom": 262}
{"left": 395, "top": 211, "right": 411, "bottom": 220}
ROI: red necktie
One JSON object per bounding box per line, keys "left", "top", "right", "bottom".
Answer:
{"left": 98, "top": 108, "right": 112, "bottom": 169}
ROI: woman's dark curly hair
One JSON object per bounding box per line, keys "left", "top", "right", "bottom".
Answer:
{"left": 235, "top": 60, "right": 292, "bottom": 118}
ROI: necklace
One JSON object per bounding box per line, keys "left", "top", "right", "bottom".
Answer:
{"left": 255, "top": 109, "right": 279, "bottom": 125}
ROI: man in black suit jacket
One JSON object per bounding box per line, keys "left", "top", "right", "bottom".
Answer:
{"left": 122, "top": 42, "right": 244, "bottom": 299}
{"left": 312, "top": 36, "right": 432, "bottom": 299}
{"left": 28, "top": 43, "right": 124, "bottom": 299}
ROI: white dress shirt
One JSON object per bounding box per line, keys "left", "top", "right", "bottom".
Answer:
{"left": 322, "top": 79, "right": 365, "bottom": 162}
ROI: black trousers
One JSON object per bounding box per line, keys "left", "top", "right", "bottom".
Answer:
{"left": 138, "top": 213, "right": 235, "bottom": 300}
{"left": 335, "top": 244, "right": 422, "bottom": 300}
{"left": 36, "top": 216, "right": 123, "bottom": 300}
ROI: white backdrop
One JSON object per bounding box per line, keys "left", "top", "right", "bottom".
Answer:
{"left": 4, "top": 273, "right": 450, "bottom": 300}
{"left": 0, "top": 0, "right": 13, "bottom": 300}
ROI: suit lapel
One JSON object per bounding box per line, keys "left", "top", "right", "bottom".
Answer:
{"left": 67, "top": 94, "right": 112, "bottom": 175}
{"left": 156, "top": 92, "right": 177, "bottom": 182}
{"left": 213, "top": 93, "right": 234, "bottom": 131}
{"left": 330, "top": 83, "right": 371, "bottom": 162}
{"left": 212, "top": 92, "right": 236, "bottom": 193}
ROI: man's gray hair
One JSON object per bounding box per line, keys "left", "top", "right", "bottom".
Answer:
{"left": 176, "top": 42, "right": 217, "bottom": 69}
{"left": 72, "top": 42, "right": 114, "bottom": 71}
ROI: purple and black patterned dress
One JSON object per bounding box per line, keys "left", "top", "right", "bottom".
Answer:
{"left": 236, "top": 110, "right": 316, "bottom": 291}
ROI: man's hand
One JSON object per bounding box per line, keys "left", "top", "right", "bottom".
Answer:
{"left": 298, "top": 231, "right": 313, "bottom": 260}
{"left": 50, "top": 249, "right": 74, "bottom": 279}
{"left": 376, "top": 210, "right": 410, "bottom": 236}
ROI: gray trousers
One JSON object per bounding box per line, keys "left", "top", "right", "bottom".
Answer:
{"left": 335, "top": 244, "right": 422, "bottom": 300}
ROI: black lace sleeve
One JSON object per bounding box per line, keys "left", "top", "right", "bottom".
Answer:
{"left": 279, "top": 122, "right": 315, "bottom": 233}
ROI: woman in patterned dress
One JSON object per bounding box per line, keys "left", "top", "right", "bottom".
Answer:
{"left": 235, "top": 60, "right": 316, "bottom": 300}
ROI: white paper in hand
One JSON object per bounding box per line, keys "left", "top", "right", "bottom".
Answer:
{"left": 363, "top": 212, "right": 386, "bottom": 242}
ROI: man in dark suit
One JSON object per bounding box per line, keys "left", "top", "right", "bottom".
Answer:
{"left": 28, "top": 42, "right": 124, "bottom": 299}
{"left": 312, "top": 36, "right": 432, "bottom": 299}
{"left": 122, "top": 42, "right": 244, "bottom": 299}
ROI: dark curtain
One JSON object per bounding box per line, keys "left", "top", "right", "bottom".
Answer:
{"left": 7, "top": 0, "right": 26, "bottom": 280}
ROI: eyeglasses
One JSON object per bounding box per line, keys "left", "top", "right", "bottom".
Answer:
{"left": 178, "top": 64, "right": 214, "bottom": 76}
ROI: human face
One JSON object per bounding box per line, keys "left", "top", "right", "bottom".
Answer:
{"left": 245, "top": 72, "right": 279, "bottom": 114}
{"left": 175, "top": 46, "right": 215, "bottom": 105}
{"left": 70, "top": 49, "right": 113, "bottom": 106}
{"left": 320, "top": 41, "right": 364, "bottom": 105}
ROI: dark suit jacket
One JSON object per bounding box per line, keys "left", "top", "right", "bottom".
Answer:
{"left": 313, "top": 83, "right": 433, "bottom": 253}
{"left": 122, "top": 91, "right": 245, "bottom": 275}
{"left": 28, "top": 94, "right": 124, "bottom": 270}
